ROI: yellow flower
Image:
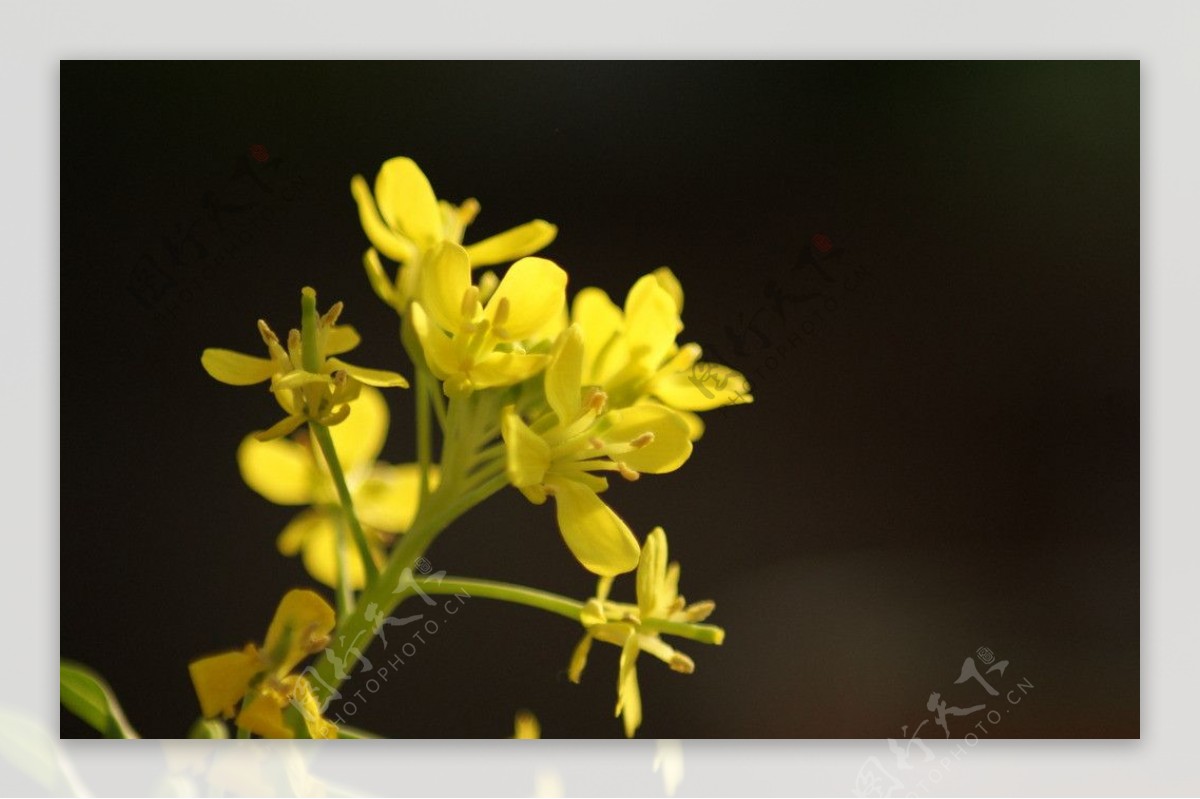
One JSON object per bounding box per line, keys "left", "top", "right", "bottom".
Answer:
{"left": 502, "top": 326, "right": 692, "bottom": 576}
{"left": 410, "top": 242, "right": 567, "bottom": 397}
{"left": 572, "top": 268, "right": 753, "bottom": 440}
{"left": 189, "top": 589, "right": 338, "bottom": 739}
{"left": 351, "top": 156, "right": 557, "bottom": 310}
{"left": 237, "top": 386, "right": 433, "bottom": 589}
{"left": 201, "top": 288, "right": 409, "bottom": 440}
{"left": 567, "top": 527, "right": 720, "bottom": 738}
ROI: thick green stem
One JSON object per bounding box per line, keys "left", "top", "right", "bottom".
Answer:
{"left": 309, "top": 471, "right": 511, "bottom": 705}
{"left": 310, "top": 423, "right": 379, "bottom": 584}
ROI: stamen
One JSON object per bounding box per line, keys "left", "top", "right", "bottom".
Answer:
{"left": 589, "top": 437, "right": 605, "bottom": 450}
{"left": 458, "top": 197, "right": 481, "bottom": 226}
{"left": 257, "top": 319, "right": 279, "bottom": 345}
{"left": 287, "top": 328, "right": 303, "bottom": 365}
{"left": 460, "top": 285, "right": 480, "bottom": 320}
{"left": 492, "top": 296, "right": 511, "bottom": 328}
{"left": 320, "top": 301, "right": 344, "bottom": 328}
{"left": 630, "top": 432, "right": 655, "bottom": 448}
{"left": 617, "top": 462, "right": 640, "bottom": 481}
{"left": 583, "top": 387, "right": 608, "bottom": 414}
{"left": 669, "top": 652, "right": 696, "bottom": 674}
{"left": 683, "top": 600, "right": 716, "bottom": 623}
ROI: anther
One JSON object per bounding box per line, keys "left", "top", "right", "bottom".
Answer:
{"left": 257, "top": 319, "right": 279, "bottom": 344}
{"left": 320, "top": 301, "right": 344, "bottom": 327}
{"left": 492, "top": 296, "right": 511, "bottom": 329}
{"left": 669, "top": 652, "right": 696, "bottom": 674}
{"left": 458, "top": 198, "right": 481, "bottom": 227}
{"left": 617, "top": 462, "right": 641, "bottom": 481}
{"left": 583, "top": 387, "right": 608, "bottom": 413}
{"left": 630, "top": 432, "right": 655, "bottom": 448}
{"left": 589, "top": 437, "right": 605, "bottom": 450}
{"left": 460, "top": 285, "right": 480, "bottom": 320}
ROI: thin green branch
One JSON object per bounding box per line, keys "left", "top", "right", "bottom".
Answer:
{"left": 310, "top": 423, "right": 379, "bottom": 585}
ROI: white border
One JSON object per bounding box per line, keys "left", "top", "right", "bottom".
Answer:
{"left": 7, "top": 1, "right": 1197, "bottom": 795}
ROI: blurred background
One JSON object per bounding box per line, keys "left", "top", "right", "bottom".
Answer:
{"left": 60, "top": 61, "right": 1138, "bottom": 738}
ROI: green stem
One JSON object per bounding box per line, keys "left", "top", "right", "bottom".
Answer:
{"left": 310, "top": 423, "right": 379, "bottom": 584}
{"left": 309, "top": 471, "right": 511, "bottom": 704}
{"left": 415, "top": 366, "right": 433, "bottom": 503}
{"left": 410, "top": 576, "right": 727, "bottom": 646}
{"left": 332, "top": 515, "right": 354, "bottom": 617}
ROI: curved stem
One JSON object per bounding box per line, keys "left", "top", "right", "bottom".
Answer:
{"left": 414, "top": 577, "right": 583, "bottom": 623}
{"left": 415, "top": 366, "right": 433, "bottom": 503}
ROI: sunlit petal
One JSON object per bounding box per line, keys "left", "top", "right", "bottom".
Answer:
{"left": 547, "top": 477, "right": 640, "bottom": 577}
{"left": 486, "top": 257, "right": 568, "bottom": 341}
{"left": 201, "top": 349, "right": 278, "bottom": 386}
{"left": 603, "top": 405, "right": 693, "bottom": 474}
{"left": 420, "top": 241, "right": 473, "bottom": 333}
{"left": 237, "top": 434, "right": 314, "bottom": 506}
{"left": 463, "top": 220, "right": 558, "bottom": 267}
{"left": 374, "top": 157, "right": 442, "bottom": 249}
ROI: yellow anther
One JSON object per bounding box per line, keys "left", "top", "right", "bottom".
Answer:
{"left": 617, "top": 462, "right": 640, "bottom": 481}
{"left": 589, "top": 437, "right": 605, "bottom": 450}
{"left": 630, "top": 432, "right": 655, "bottom": 448}
{"left": 460, "top": 285, "right": 480, "bottom": 320}
{"left": 458, "top": 197, "right": 481, "bottom": 227}
{"left": 320, "top": 301, "right": 344, "bottom": 328}
{"left": 669, "top": 652, "right": 695, "bottom": 674}
{"left": 257, "top": 319, "right": 280, "bottom": 345}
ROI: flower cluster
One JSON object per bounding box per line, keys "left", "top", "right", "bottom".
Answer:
{"left": 178, "top": 155, "right": 751, "bottom": 739}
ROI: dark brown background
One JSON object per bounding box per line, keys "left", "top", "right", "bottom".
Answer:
{"left": 61, "top": 61, "right": 1138, "bottom": 738}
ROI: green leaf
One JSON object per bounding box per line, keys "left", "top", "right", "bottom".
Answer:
{"left": 59, "top": 660, "right": 139, "bottom": 739}
{"left": 187, "top": 717, "right": 228, "bottom": 738}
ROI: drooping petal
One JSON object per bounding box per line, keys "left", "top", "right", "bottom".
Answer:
{"left": 486, "top": 257, "right": 568, "bottom": 341}
{"left": 624, "top": 275, "right": 681, "bottom": 370}
{"left": 410, "top": 303, "right": 460, "bottom": 380}
{"left": 237, "top": 434, "right": 315, "bottom": 506}
{"left": 325, "top": 384, "right": 389, "bottom": 473}
{"left": 571, "top": 288, "right": 625, "bottom": 383}
{"left": 288, "top": 676, "right": 339, "bottom": 739}
{"left": 354, "top": 463, "right": 430, "bottom": 532}
{"left": 374, "top": 157, "right": 442, "bottom": 249}
{"left": 263, "top": 589, "right": 336, "bottom": 675}
{"left": 616, "top": 635, "right": 643, "bottom": 738}
{"left": 253, "top": 414, "right": 306, "bottom": 442}
{"left": 350, "top": 175, "right": 417, "bottom": 263}
{"left": 502, "top": 406, "right": 551, "bottom": 488}
{"left": 363, "top": 248, "right": 398, "bottom": 308}
{"left": 420, "top": 241, "right": 473, "bottom": 333}
{"left": 652, "top": 361, "right": 753, "bottom": 411}
{"left": 188, "top": 646, "right": 261, "bottom": 719}
{"left": 547, "top": 477, "right": 640, "bottom": 577}
{"left": 463, "top": 220, "right": 558, "bottom": 267}
{"left": 602, "top": 405, "right": 693, "bottom": 474}
{"left": 567, "top": 633, "right": 594, "bottom": 684}
{"left": 278, "top": 513, "right": 374, "bottom": 591}
{"left": 545, "top": 325, "right": 584, "bottom": 424}
{"left": 325, "top": 358, "right": 409, "bottom": 388}
{"left": 276, "top": 509, "right": 322, "bottom": 557}
{"left": 637, "top": 527, "right": 668, "bottom": 618}
{"left": 201, "top": 349, "right": 278, "bottom": 386}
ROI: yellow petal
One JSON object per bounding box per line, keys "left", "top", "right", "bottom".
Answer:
{"left": 463, "top": 220, "right": 558, "bottom": 267}
{"left": 237, "top": 434, "right": 315, "bottom": 506}
{"left": 374, "top": 157, "right": 442, "bottom": 249}
{"left": 545, "top": 325, "right": 584, "bottom": 424}
{"left": 567, "top": 633, "right": 594, "bottom": 684}
{"left": 276, "top": 508, "right": 322, "bottom": 557}
{"left": 289, "top": 676, "right": 339, "bottom": 739}
{"left": 547, "top": 477, "right": 640, "bottom": 576}
{"left": 354, "top": 463, "right": 431, "bottom": 532}
{"left": 410, "top": 303, "right": 460, "bottom": 381}
{"left": 235, "top": 690, "right": 293, "bottom": 739}
{"left": 513, "top": 709, "right": 541, "bottom": 740}
{"left": 624, "top": 275, "right": 681, "bottom": 369}
{"left": 201, "top": 348, "right": 278, "bottom": 386}
{"left": 271, "top": 370, "right": 332, "bottom": 392}
{"left": 263, "top": 589, "right": 336, "bottom": 674}
{"left": 363, "top": 248, "right": 398, "bottom": 308}
{"left": 571, "top": 287, "right": 625, "bottom": 383}
{"left": 637, "top": 527, "right": 668, "bottom": 618}
{"left": 188, "top": 646, "right": 261, "bottom": 719}
{"left": 253, "top": 414, "right": 306, "bottom": 442}
{"left": 323, "top": 325, "right": 360, "bottom": 357}
{"left": 653, "top": 267, "right": 684, "bottom": 313}
{"left": 420, "top": 241, "right": 473, "bottom": 333}
{"left": 350, "top": 175, "right": 417, "bottom": 263}
{"left": 325, "top": 384, "right": 389, "bottom": 473}
{"left": 486, "top": 257, "right": 568, "bottom": 341}
{"left": 617, "top": 635, "right": 642, "bottom": 738}
{"left": 676, "top": 408, "right": 706, "bottom": 441}
{"left": 603, "top": 405, "right": 693, "bottom": 474}
{"left": 469, "top": 351, "right": 551, "bottom": 389}
{"left": 502, "top": 406, "right": 551, "bottom": 488}
{"left": 652, "top": 361, "right": 753, "bottom": 411}
{"left": 325, "top": 358, "right": 409, "bottom": 388}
